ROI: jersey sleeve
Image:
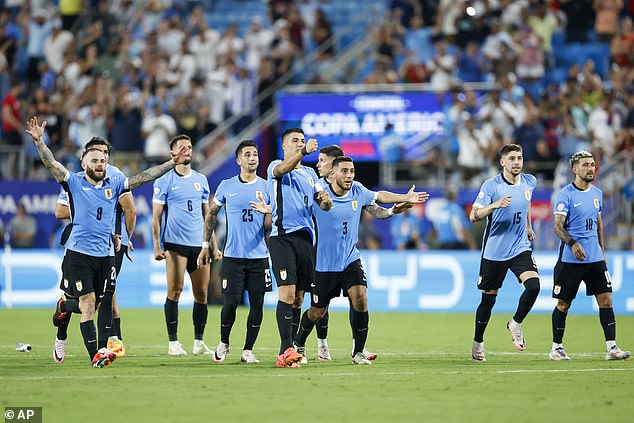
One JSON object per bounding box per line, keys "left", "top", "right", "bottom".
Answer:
{"left": 213, "top": 180, "right": 227, "bottom": 206}
{"left": 201, "top": 177, "right": 210, "bottom": 204}
{"left": 57, "top": 187, "right": 69, "bottom": 206}
{"left": 473, "top": 179, "right": 493, "bottom": 208}
{"left": 309, "top": 168, "right": 324, "bottom": 192}
{"left": 357, "top": 182, "right": 378, "bottom": 206}
{"left": 260, "top": 180, "right": 270, "bottom": 203}
{"left": 267, "top": 160, "right": 282, "bottom": 180}
{"left": 152, "top": 176, "right": 169, "bottom": 204}
{"left": 553, "top": 188, "right": 569, "bottom": 216}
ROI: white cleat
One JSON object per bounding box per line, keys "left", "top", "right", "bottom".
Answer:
{"left": 363, "top": 348, "right": 377, "bottom": 361}
{"left": 318, "top": 344, "right": 332, "bottom": 361}
{"left": 53, "top": 338, "right": 66, "bottom": 363}
{"left": 294, "top": 344, "right": 308, "bottom": 364}
{"left": 192, "top": 340, "right": 213, "bottom": 355}
{"left": 352, "top": 351, "right": 372, "bottom": 365}
{"left": 605, "top": 346, "right": 631, "bottom": 361}
{"left": 549, "top": 347, "right": 571, "bottom": 361}
{"left": 240, "top": 350, "right": 260, "bottom": 363}
{"left": 507, "top": 320, "right": 526, "bottom": 351}
{"left": 213, "top": 342, "right": 229, "bottom": 363}
{"left": 168, "top": 341, "right": 187, "bottom": 356}
{"left": 472, "top": 341, "right": 486, "bottom": 362}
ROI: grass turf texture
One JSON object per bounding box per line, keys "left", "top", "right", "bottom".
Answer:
{"left": 1, "top": 308, "right": 633, "bottom": 422}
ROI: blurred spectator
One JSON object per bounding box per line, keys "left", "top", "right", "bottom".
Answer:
{"left": 436, "top": 0, "right": 461, "bottom": 44}
{"left": 457, "top": 40, "right": 488, "bottom": 82}
{"left": 426, "top": 187, "right": 476, "bottom": 250}
{"left": 142, "top": 103, "right": 177, "bottom": 165}
{"left": 478, "top": 89, "right": 517, "bottom": 140}
{"left": 398, "top": 50, "right": 429, "bottom": 83}
{"left": 244, "top": 16, "right": 273, "bottom": 72}
{"left": 358, "top": 210, "right": 382, "bottom": 249}
{"left": 405, "top": 15, "right": 435, "bottom": 65}
{"left": 111, "top": 89, "right": 143, "bottom": 153}
{"left": 527, "top": 1, "right": 562, "bottom": 68}
{"left": 455, "top": 7, "right": 490, "bottom": 48}
{"left": 311, "top": 9, "right": 334, "bottom": 55}
{"left": 69, "top": 103, "right": 107, "bottom": 150}
{"left": 8, "top": 202, "right": 37, "bottom": 248}
{"left": 188, "top": 20, "right": 220, "bottom": 75}
{"left": 216, "top": 23, "right": 245, "bottom": 66}
{"left": 390, "top": 206, "right": 425, "bottom": 250}
{"left": 559, "top": 0, "right": 595, "bottom": 43}
{"left": 559, "top": 112, "right": 588, "bottom": 158}
{"left": 270, "top": 19, "right": 296, "bottom": 75}
{"left": 378, "top": 122, "right": 403, "bottom": 162}
{"left": 456, "top": 112, "right": 488, "bottom": 185}
{"left": 500, "top": 0, "right": 528, "bottom": 29}
{"left": 610, "top": 16, "right": 634, "bottom": 67}
{"left": 1, "top": 77, "right": 25, "bottom": 180}
{"left": 390, "top": 0, "right": 417, "bottom": 29}
{"left": 23, "top": 9, "right": 53, "bottom": 85}
{"left": 594, "top": 0, "right": 623, "bottom": 42}
{"left": 427, "top": 38, "right": 456, "bottom": 91}
{"left": 60, "top": 0, "right": 83, "bottom": 31}
{"left": 287, "top": 4, "right": 305, "bottom": 53}
{"left": 515, "top": 25, "right": 544, "bottom": 84}
{"left": 512, "top": 111, "right": 549, "bottom": 175}
{"left": 257, "top": 57, "right": 277, "bottom": 117}
{"left": 44, "top": 19, "right": 74, "bottom": 75}
{"left": 364, "top": 59, "right": 398, "bottom": 84}
{"left": 228, "top": 64, "right": 256, "bottom": 135}
{"left": 588, "top": 92, "right": 622, "bottom": 156}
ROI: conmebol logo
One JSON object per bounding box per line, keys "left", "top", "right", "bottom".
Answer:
{"left": 350, "top": 95, "right": 410, "bottom": 112}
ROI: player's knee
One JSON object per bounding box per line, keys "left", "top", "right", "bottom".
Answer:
{"left": 292, "top": 295, "right": 304, "bottom": 308}
{"left": 351, "top": 296, "right": 368, "bottom": 312}
{"left": 168, "top": 288, "right": 183, "bottom": 302}
{"left": 523, "top": 277, "right": 540, "bottom": 298}
{"left": 193, "top": 291, "right": 207, "bottom": 304}
{"left": 248, "top": 292, "right": 265, "bottom": 309}
{"left": 224, "top": 293, "right": 242, "bottom": 308}
{"left": 556, "top": 300, "right": 571, "bottom": 313}
{"left": 597, "top": 293, "right": 612, "bottom": 308}
{"left": 480, "top": 292, "right": 497, "bottom": 309}
{"left": 79, "top": 301, "right": 96, "bottom": 317}
{"left": 309, "top": 306, "right": 327, "bottom": 321}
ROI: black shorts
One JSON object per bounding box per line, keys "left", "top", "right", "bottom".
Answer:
{"left": 553, "top": 260, "right": 612, "bottom": 302}
{"left": 478, "top": 250, "right": 538, "bottom": 291}
{"left": 220, "top": 257, "right": 272, "bottom": 294}
{"left": 114, "top": 245, "right": 128, "bottom": 277}
{"left": 164, "top": 242, "right": 200, "bottom": 274}
{"left": 312, "top": 259, "right": 367, "bottom": 308}
{"left": 268, "top": 230, "right": 315, "bottom": 290}
{"left": 60, "top": 250, "right": 116, "bottom": 301}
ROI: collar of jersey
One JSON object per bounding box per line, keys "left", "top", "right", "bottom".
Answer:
{"left": 174, "top": 168, "right": 193, "bottom": 178}
{"left": 82, "top": 175, "right": 109, "bottom": 188}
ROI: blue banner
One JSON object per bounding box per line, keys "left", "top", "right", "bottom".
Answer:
{"left": 2, "top": 250, "right": 633, "bottom": 314}
{"left": 277, "top": 92, "right": 447, "bottom": 161}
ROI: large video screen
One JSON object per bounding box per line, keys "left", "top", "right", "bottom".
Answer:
{"left": 277, "top": 92, "right": 447, "bottom": 161}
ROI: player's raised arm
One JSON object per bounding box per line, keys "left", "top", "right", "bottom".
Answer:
{"left": 26, "top": 116, "right": 68, "bottom": 182}
{"left": 273, "top": 137, "right": 318, "bottom": 177}
{"left": 127, "top": 144, "right": 189, "bottom": 190}
{"left": 375, "top": 184, "right": 430, "bottom": 205}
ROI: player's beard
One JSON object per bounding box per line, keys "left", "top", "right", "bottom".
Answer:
{"left": 581, "top": 173, "right": 594, "bottom": 183}
{"left": 86, "top": 167, "right": 105, "bottom": 182}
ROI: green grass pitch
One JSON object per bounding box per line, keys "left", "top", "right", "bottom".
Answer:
{"left": 1, "top": 308, "right": 633, "bottom": 422}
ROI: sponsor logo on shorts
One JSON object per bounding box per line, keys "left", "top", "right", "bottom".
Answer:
{"left": 63, "top": 279, "right": 69, "bottom": 288}
{"left": 104, "top": 188, "right": 113, "bottom": 200}
{"left": 280, "top": 269, "right": 287, "bottom": 281}
{"left": 75, "top": 280, "right": 83, "bottom": 292}
{"left": 554, "top": 285, "right": 561, "bottom": 295}
{"left": 222, "top": 279, "right": 227, "bottom": 289}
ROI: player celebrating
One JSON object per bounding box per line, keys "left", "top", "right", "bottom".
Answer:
{"left": 27, "top": 116, "right": 188, "bottom": 367}
{"left": 291, "top": 156, "right": 429, "bottom": 364}
{"left": 267, "top": 128, "right": 332, "bottom": 368}
{"left": 53, "top": 137, "right": 135, "bottom": 362}
{"left": 470, "top": 144, "right": 540, "bottom": 362}
{"left": 550, "top": 150, "right": 630, "bottom": 361}
{"left": 152, "top": 135, "right": 215, "bottom": 356}
{"left": 198, "top": 140, "right": 270, "bottom": 364}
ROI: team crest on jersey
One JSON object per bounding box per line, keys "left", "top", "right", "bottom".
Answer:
{"left": 554, "top": 285, "right": 561, "bottom": 295}
{"left": 308, "top": 177, "right": 314, "bottom": 186}
{"left": 594, "top": 199, "right": 600, "bottom": 209}
{"left": 75, "top": 280, "right": 83, "bottom": 292}
{"left": 255, "top": 190, "right": 262, "bottom": 199}
{"left": 63, "top": 279, "right": 69, "bottom": 288}
{"left": 524, "top": 191, "right": 531, "bottom": 201}
{"left": 280, "top": 269, "right": 287, "bottom": 281}
{"left": 352, "top": 200, "right": 358, "bottom": 211}
{"left": 104, "top": 188, "right": 113, "bottom": 200}
{"left": 194, "top": 182, "right": 201, "bottom": 191}
{"left": 222, "top": 279, "right": 227, "bottom": 289}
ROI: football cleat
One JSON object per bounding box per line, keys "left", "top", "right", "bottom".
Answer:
{"left": 605, "top": 346, "right": 631, "bottom": 361}
{"left": 277, "top": 347, "right": 303, "bottom": 367}
{"left": 240, "top": 350, "right": 260, "bottom": 363}
{"left": 53, "top": 338, "right": 66, "bottom": 363}
{"left": 92, "top": 348, "right": 117, "bottom": 368}
{"left": 472, "top": 341, "right": 486, "bottom": 362}
{"left": 507, "top": 320, "right": 526, "bottom": 351}
{"left": 352, "top": 351, "right": 372, "bottom": 365}
{"left": 318, "top": 344, "right": 332, "bottom": 361}
{"left": 363, "top": 348, "right": 377, "bottom": 361}
{"left": 107, "top": 338, "right": 126, "bottom": 357}
{"left": 52, "top": 297, "right": 71, "bottom": 327}
{"left": 192, "top": 340, "right": 213, "bottom": 355}
{"left": 549, "top": 347, "right": 571, "bottom": 361}
{"left": 213, "top": 342, "right": 229, "bottom": 363}
{"left": 294, "top": 344, "right": 307, "bottom": 364}
{"left": 168, "top": 341, "right": 187, "bottom": 356}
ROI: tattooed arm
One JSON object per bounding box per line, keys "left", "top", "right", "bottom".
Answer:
{"left": 363, "top": 202, "right": 412, "bottom": 219}
{"left": 26, "top": 117, "right": 68, "bottom": 182}
{"left": 127, "top": 144, "right": 189, "bottom": 190}
{"left": 554, "top": 213, "right": 587, "bottom": 261}
{"left": 198, "top": 201, "right": 223, "bottom": 267}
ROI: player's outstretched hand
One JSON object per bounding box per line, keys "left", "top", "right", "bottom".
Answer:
{"left": 392, "top": 202, "right": 412, "bottom": 214}
{"left": 26, "top": 116, "right": 46, "bottom": 141}
{"left": 197, "top": 248, "right": 210, "bottom": 268}
{"left": 316, "top": 189, "right": 332, "bottom": 211}
{"left": 250, "top": 191, "right": 272, "bottom": 214}
{"left": 154, "top": 247, "right": 166, "bottom": 261}
{"left": 493, "top": 195, "right": 512, "bottom": 209}
{"left": 571, "top": 242, "right": 586, "bottom": 261}
{"left": 170, "top": 144, "right": 189, "bottom": 165}
{"left": 304, "top": 138, "right": 318, "bottom": 155}
{"left": 405, "top": 185, "right": 430, "bottom": 204}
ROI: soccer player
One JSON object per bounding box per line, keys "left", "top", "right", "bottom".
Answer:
{"left": 291, "top": 156, "right": 429, "bottom": 364}
{"left": 152, "top": 134, "right": 215, "bottom": 356}
{"left": 470, "top": 144, "right": 540, "bottom": 362}
{"left": 268, "top": 128, "right": 332, "bottom": 368}
{"left": 550, "top": 150, "right": 630, "bottom": 361}
{"left": 27, "top": 116, "right": 188, "bottom": 367}
{"left": 53, "top": 138, "right": 135, "bottom": 362}
{"left": 198, "top": 140, "right": 270, "bottom": 364}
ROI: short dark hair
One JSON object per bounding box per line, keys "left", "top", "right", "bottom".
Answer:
{"left": 81, "top": 147, "right": 107, "bottom": 160}
{"left": 499, "top": 144, "right": 522, "bottom": 157}
{"left": 281, "top": 127, "right": 304, "bottom": 143}
{"left": 84, "top": 137, "right": 111, "bottom": 155}
{"left": 569, "top": 150, "right": 593, "bottom": 168}
{"left": 169, "top": 134, "right": 191, "bottom": 150}
{"left": 319, "top": 145, "right": 344, "bottom": 158}
{"left": 332, "top": 156, "right": 353, "bottom": 168}
{"left": 235, "top": 140, "right": 257, "bottom": 157}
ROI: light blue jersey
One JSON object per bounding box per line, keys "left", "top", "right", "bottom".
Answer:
{"left": 61, "top": 171, "right": 128, "bottom": 257}
{"left": 553, "top": 183, "right": 604, "bottom": 263}
{"left": 153, "top": 169, "right": 210, "bottom": 247}
{"left": 473, "top": 173, "right": 536, "bottom": 261}
{"left": 314, "top": 181, "right": 377, "bottom": 272}
{"left": 57, "top": 164, "right": 130, "bottom": 246}
{"left": 267, "top": 160, "right": 323, "bottom": 241}
{"left": 214, "top": 175, "right": 269, "bottom": 259}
